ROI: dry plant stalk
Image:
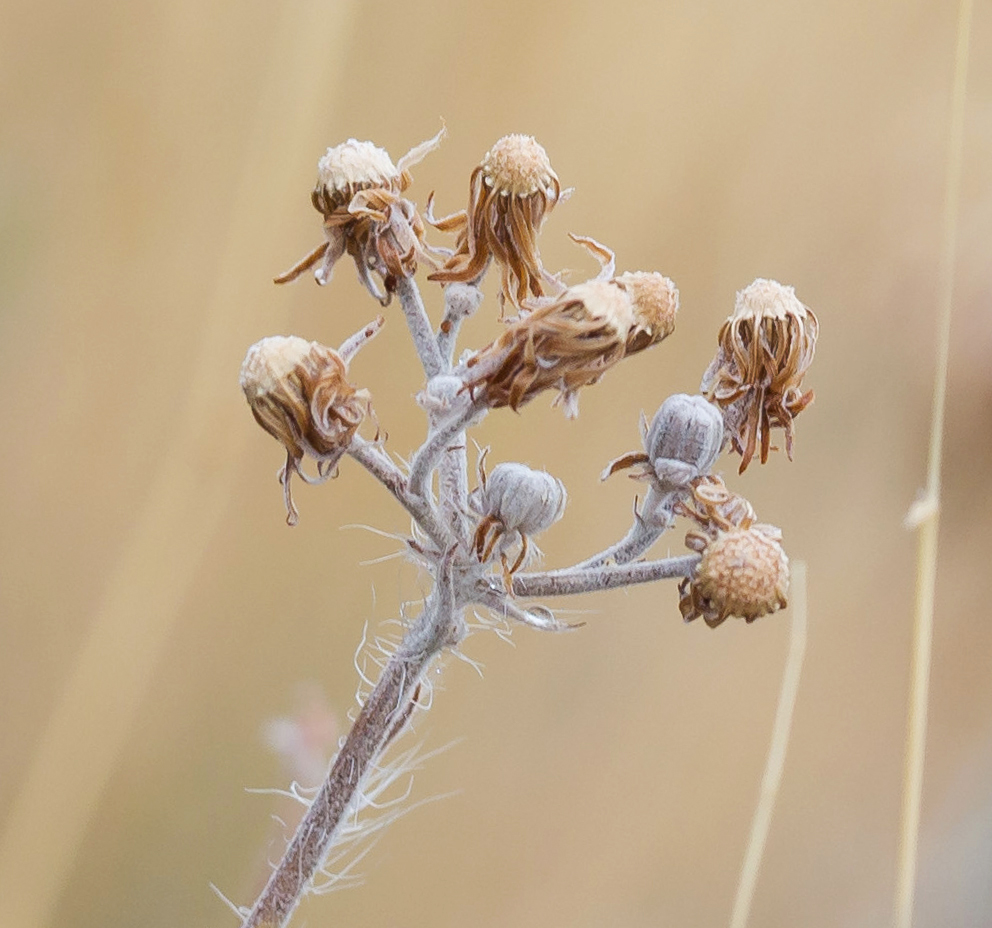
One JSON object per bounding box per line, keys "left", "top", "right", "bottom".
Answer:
{"left": 229, "top": 129, "right": 820, "bottom": 928}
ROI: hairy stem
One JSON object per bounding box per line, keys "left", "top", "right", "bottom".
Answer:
{"left": 347, "top": 437, "right": 450, "bottom": 549}
{"left": 408, "top": 403, "right": 485, "bottom": 504}
{"left": 395, "top": 277, "right": 444, "bottom": 378}
{"left": 512, "top": 554, "right": 699, "bottom": 598}
{"left": 241, "top": 557, "right": 463, "bottom": 928}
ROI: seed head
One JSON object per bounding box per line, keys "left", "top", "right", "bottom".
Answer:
{"left": 679, "top": 524, "right": 789, "bottom": 627}
{"left": 428, "top": 134, "right": 563, "bottom": 310}
{"left": 240, "top": 335, "right": 368, "bottom": 525}
{"left": 481, "top": 134, "right": 558, "bottom": 197}
{"left": 274, "top": 127, "right": 445, "bottom": 305}
{"left": 701, "top": 278, "right": 818, "bottom": 472}
{"left": 312, "top": 140, "right": 400, "bottom": 215}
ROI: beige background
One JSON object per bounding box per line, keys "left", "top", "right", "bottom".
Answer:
{"left": 1, "top": 1, "right": 990, "bottom": 926}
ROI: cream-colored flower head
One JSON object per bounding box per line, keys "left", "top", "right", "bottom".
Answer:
{"left": 615, "top": 271, "right": 679, "bottom": 355}
{"left": 429, "top": 134, "right": 563, "bottom": 310}
{"left": 241, "top": 336, "right": 368, "bottom": 525}
{"left": 274, "top": 127, "right": 445, "bottom": 305}
{"left": 675, "top": 475, "right": 789, "bottom": 627}
{"left": 701, "top": 278, "right": 818, "bottom": 472}
{"left": 312, "top": 140, "right": 400, "bottom": 214}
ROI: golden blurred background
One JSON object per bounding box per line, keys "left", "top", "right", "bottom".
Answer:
{"left": 1, "top": 1, "right": 990, "bottom": 926}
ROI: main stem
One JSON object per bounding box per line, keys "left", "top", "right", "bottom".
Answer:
{"left": 241, "top": 585, "right": 460, "bottom": 928}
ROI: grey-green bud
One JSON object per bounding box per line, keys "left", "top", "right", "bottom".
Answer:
{"left": 644, "top": 393, "right": 724, "bottom": 488}
{"left": 476, "top": 462, "right": 567, "bottom": 537}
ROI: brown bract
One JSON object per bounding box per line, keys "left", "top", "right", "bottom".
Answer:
{"left": 701, "top": 278, "right": 818, "bottom": 473}
{"left": 427, "top": 134, "right": 564, "bottom": 311}
{"left": 675, "top": 475, "right": 789, "bottom": 627}
{"left": 240, "top": 336, "right": 369, "bottom": 525}
{"left": 465, "top": 267, "right": 677, "bottom": 418}
{"left": 274, "top": 130, "right": 444, "bottom": 306}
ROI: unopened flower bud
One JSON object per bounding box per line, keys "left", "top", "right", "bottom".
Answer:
{"left": 601, "top": 394, "right": 723, "bottom": 491}
{"left": 644, "top": 394, "right": 724, "bottom": 486}
{"left": 679, "top": 524, "right": 789, "bottom": 627}
{"left": 240, "top": 335, "right": 368, "bottom": 525}
{"left": 701, "top": 278, "right": 818, "bottom": 472}
{"left": 471, "top": 460, "right": 567, "bottom": 571}
{"left": 480, "top": 463, "right": 567, "bottom": 536}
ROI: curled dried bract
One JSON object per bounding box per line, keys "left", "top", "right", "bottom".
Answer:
{"left": 275, "top": 129, "right": 444, "bottom": 305}
{"left": 240, "top": 336, "right": 370, "bottom": 525}
{"left": 701, "top": 278, "right": 818, "bottom": 472}
{"left": 463, "top": 260, "right": 677, "bottom": 418}
{"left": 428, "top": 134, "right": 564, "bottom": 311}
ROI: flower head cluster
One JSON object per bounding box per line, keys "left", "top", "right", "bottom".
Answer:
{"left": 701, "top": 278, "right": 818, "bottom": 472}
{"left": 240, "top": 335, "right": 370, "bottom": 525}
{"left": 428, "top": 134, "right": 564, "bottom": 310}
{"left": 676, "top": 476, "right": 789, "bottom": 627}
{"left": 464, "top": 266, "right": 678, "bottom": 418}
{"left": 274, "top": 129, "right": 445, "bottom": 305}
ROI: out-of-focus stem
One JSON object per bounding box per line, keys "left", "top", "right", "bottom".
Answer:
{"left": 395, "top": 277, "right": 444, "bottom": 378}
{"left": 240, "top": 557, "right": 463, "bottom": 928}
{"left": 512, "top": 554, "right": 698, "bottom": 598}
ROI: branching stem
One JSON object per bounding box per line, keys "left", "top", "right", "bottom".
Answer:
{"left": 347, "top": 437, "right": 450, "bottom": 549}
{"left": 512, "top": 554, "right": 699, "bottom": 598}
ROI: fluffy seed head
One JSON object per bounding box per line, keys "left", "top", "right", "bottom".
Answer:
{"left": 616, "top": 271, "right": 679, "bottom": 355}
{"left": 481, "top": 135, "right": 558, "bottom": 197}
{"left": 680, "top": 525, "right": 789, "bottom": 626}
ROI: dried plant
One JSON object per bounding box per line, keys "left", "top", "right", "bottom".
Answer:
{"left": 226, "top": 128, "right": 819, "bottom": 928}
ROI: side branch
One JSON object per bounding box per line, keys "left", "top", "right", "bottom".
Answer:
{"left": 407, "top": 403, "right": 485, "bottom": 503}
{"left": 572, "top": 485, "right": 674, "bottom": 569}
{"left": 512, "top": 554, "right": 699, "bottom": 597}
{"left": 395, "top": 277, "right": 445, "bottom": 378}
